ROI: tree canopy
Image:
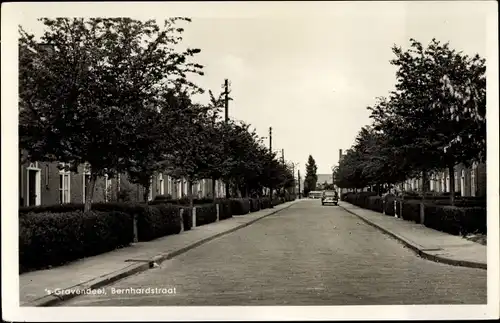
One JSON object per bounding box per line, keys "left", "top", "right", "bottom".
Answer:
{"left": 304, "top": 155, "right": 318, "bottom": 195}
{"left": 334, "top": 38, "right": 486, "bottom": 204}
{"left": 19, "top": 17, "right": 296, "bottom": 210}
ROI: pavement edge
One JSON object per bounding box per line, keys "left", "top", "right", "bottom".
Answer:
{"left": 339, "top": 204, "right": 487, "bottom": 270}
{"left": 28, "top": 200, "right": 298, "bottom": 307}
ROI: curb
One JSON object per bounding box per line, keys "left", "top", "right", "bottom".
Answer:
{"left": 29, "top": 200, "right": 298, "bottom": 307}
{"left": 339, "top": 204, "right": 487, "bottom": 270}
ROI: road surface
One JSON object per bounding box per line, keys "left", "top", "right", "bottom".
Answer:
{"left": 61, "top": 199, "right": 486, "bottom": 306}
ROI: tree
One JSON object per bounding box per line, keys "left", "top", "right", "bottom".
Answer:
{"left": 19, "top": 18, "right": 203, "bottom": 211}
{"left": 204, "top": 86, "right": 227, "bottom": 202}
{"left": 304, "top": 155, "right": 318, "bottom": 195}
{"left": 161, "top": 90, "right": 216, "bottom": 207}
{"left": 385, "top": 38, "right": 486, "bottom": 204}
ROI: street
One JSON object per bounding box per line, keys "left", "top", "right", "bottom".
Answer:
{"left": 61, "top": 199, "right": 486, "bottom": 306}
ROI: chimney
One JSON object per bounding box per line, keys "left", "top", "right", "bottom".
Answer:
{"left": 339, "top": 149, "right": 343, "bottom": 162}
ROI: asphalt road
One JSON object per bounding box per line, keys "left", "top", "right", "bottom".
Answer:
{"left": 61, "top": 199, "right": 486, "bottom": 306}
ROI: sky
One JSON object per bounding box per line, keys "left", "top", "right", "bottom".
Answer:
{"left": 14, "top": 1, "right": 491, "bottom": 175}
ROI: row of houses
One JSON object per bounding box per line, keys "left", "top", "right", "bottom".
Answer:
{"left": 335, "top": 149, "right": 487, "bottom": 197}
{"left": 401, "top": 162, "right": 487, "bottom": 197}
{"left": 19, "top": 159, "right": 228, "bottom": 207}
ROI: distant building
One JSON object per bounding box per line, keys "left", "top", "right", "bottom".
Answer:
{"left": 19, "top": 153, "right": 227, "bottom": 207}
{"left": 402, "top": 162, "right": 486, "bottom": 197}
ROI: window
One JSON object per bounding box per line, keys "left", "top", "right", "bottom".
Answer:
{"left": 454, "top": 171, "right": 458, "bottom": 192}
{"left": 104, "top": 174, "right": 112, "bottom": 202}
{"left": 82, "top": 163, "right": 91, "bottom": 203}
{"left": 471, "top": 163, "right": 477, "bottom": 197}
{"left": 117, "top": 174, "right": 121, "bottom": 192}
{"left": 460, "top": 170, "right": 465, "bottom": 196}
{"left": 430, "top": 174, "right": 435, "bottom": 191}
{"left": 148, "top": 177, "right": 153, "bottom": 201}
{"left": 59, "top": 163, "right": 71, "bottom": 204}
{"left": 167, "top": 176, "right": 172, "bottom": 195}
{"left": 445, "top": 174, "right": 450, "bottom": 192}
{"left": 158, "top": 173, "right": 164, "bottom": 195}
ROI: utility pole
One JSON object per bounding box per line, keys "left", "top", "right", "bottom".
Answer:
{"left": 269, "top": 126, "right": 273, "bottom": 207}
{"left": 224, "top": 79, "right": 230, "bottom": 198}
{"left": 298, "top": 169, "right": 301, "bottom": 199}
{"left": 281, "top": 149, "right": 284, "bottom": 164}
{"left": 292, "top": 163, "right": 295, "bottom": 195}
{"left": 269, "top": 126, "right": 272, "bottom": 153}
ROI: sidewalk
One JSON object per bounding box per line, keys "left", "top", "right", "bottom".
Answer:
{"left": 20, "top": 200, "right": 299, "bottom": 307}
{"left": 339, "top": 201, "right": 487, "bottom": 270}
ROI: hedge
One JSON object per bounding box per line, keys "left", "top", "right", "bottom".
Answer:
{"left": 249, "top": 198, "right": 261, "bottom": 212}
{"left": 195, "top": 204, "right": 218, "bottom": 226}
{"left": 383, "top": 194, "right": 396, "bottom": 216}
{"left": 20, "top": 202, "right": 184, "bottom": 242}
{"left": 136, "top": 204, "right": 182, "bottom": 241}
{"left": 230, "top": 198, "right": 251, "bottom": 215}
{"left": 343, "top": 193, "right": 487, "bottom": 236}
{"left": 423, "top": 205, "right": 486, "bottom": 236}
{"left": 343, "top": 192, "right": 377, "bottom": 208}
{"left": 400, "top": 200, "right": 422, "bottom": 223}
{"left": 367, "top": 196, "right": 384, "bottom": 213}
{"left": 20, "top": 203, "right": 84, "bottom": 214}
{"left": 260, "top": 197, "right": 272, "bottom": 209}
{"left": 216, "top": 199, "right": 232, "bottom": 220}
{"left": 19, "top": 210, "right": 133, "bottom": 273}
{"left": 179, "top": 206, "right": 193, "bottom": 231}
{"left": 150, "top": 196, "right": 214, "bottom": 206}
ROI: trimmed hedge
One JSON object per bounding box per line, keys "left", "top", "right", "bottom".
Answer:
{"left": 19, "top": 210, "right": 133, "bottom": 273}
{"left": 195, "top": 204, "right": 217, "bottom": 226}
{"left": 230, "top": 198, "right": 251, "bottom": 215}
{"left": 343, "top": 193, "right": 487, "bottom": 237}
{"left": 260, "top": 197, "right": 272, "bottom": 209}
{"left": 343, "top": 192, "right": 378, "bottom": 208}
{"left": 400, "top": 200, "right": 422, "bottom": 223}
{"left": 383, "top": 194, "right": 397, "bottom": 216}
{"left": 217, "top": 199, "right": 232, "bottom": 220}
{"left": 20, "top": 202, "right": 184, "bottom": 242}
{"left": 20, "top": 203, "right": 84, "bottom": 214}
{"left": 179, "top": 206, "right": 193, "bottom": 231}
{"left": 367, "top": 196, "right": 384, "bottom": 213}
{"left": 136, "top": 204, "right": 182, "bottom": 241}
{"left": 249, "top": 198, "right": 261, "bottom": 212}
{"left": 150, "top": 196, "right": 214, "bottom": 206}
{"left": 423, "top": 205, "right": 486, "bottom": 236}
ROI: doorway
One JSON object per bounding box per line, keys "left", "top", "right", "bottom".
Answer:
{"left": 26, "top": 168, "right": 41, "bottom": 206}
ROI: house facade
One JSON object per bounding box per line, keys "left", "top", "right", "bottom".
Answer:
{"left": 401, "top": 162, "right": 486, "bottom": 197}
{"left": 19, "top": 158, "right": 227, "bottom": 207}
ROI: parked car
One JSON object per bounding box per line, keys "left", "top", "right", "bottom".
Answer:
{"left": 308, "top": 191, "right": 323, "bottom": 199}
{"left": 321, "top": 190, "right": 338, "bottom": 206}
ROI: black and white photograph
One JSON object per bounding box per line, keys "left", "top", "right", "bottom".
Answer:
{"left": 2, "top": 1, "right": 499, "bottom": 321}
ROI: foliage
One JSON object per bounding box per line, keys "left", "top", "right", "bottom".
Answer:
{"left": 195, "top": 204, "right": 218, "bottom": 226}
{"left": 304, "top": 155, "right": 318, "bottom": 195}
{"left": 19, "top": 18, "right": 203, "bottom": 211}
{"left": 334, "top": 38, "right": 486, "bottom": 205}
{"left": 136, "top": 204, "right": 182, "bottom": 241}
{"left": 19, "top": 210, "right": 133, "bottom": 273}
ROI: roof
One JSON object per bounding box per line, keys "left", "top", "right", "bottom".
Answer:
{"left": 302, "top": 174, "right": 334, "bottom": 188}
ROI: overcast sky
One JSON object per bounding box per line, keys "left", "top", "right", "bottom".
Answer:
{"left": 15, "top": 1, "right": 491, "bottom": 175}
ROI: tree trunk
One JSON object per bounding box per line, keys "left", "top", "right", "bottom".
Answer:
{"left": 212, "top": 178, "right": 217, "bottom": 204}
{"left": 143, "top": 185, "right": 150, "bottom": 204}
{"left": 421, "top": 171, "right": 427, "bottom": 201}
{"left": 448, "top": 165, "right": 455, "bottom": 206}
{"left": 225, "top": 181, "right": 230, "bottom": 199}
{"left": 188, "top": 180, "right": 194, "bottom": 208}
{"left": 84, "top": 173, "right": 98, "bottom": 212}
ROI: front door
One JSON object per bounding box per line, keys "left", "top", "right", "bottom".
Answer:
{"left": 28, "top": 169, "right": 37, "bottom": 206}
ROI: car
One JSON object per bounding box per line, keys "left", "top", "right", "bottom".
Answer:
{"left": 321, "top": 190, "right": 339, "bottom": 206}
